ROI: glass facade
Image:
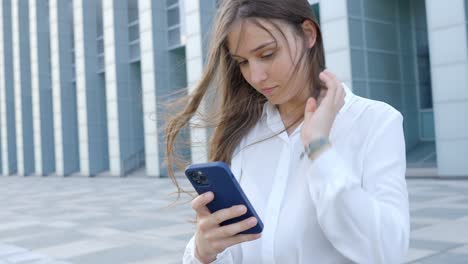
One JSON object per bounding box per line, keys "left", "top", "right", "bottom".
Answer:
{"left": 1, "top": 0, "right": 467, "bottom": 176}
{"left": 167, "top": 0, "right": 183, "bottom": 48}
{"left": 128, "top": 0, "right": 139, "bottom": 62}
{"left": 348, "top": 0, "right": 435, "bottom": 150}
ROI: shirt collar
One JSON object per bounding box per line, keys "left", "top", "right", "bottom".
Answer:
{"left": 261, "top": 100, "right": 285, "bottom": 134}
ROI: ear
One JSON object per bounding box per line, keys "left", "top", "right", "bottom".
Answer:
{"left": 301, "top": 20, "right": 317, "bottom": 49}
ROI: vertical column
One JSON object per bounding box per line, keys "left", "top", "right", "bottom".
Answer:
{"left": 74, "top": 0, "right": 109, "bottom": 176}
{"left": 30, "top": 0, "right": 55, "bottom": 176}
{"left": 138, "top": 0, "right": 160, "bottom": 176}
{"left": 320, "top": 0, "right": 352, "bottom": 88}
{"left": 183, "top": 0, "right": 217, "bottom": 164}
{"left": 426, "top": 0, "right": 468, "bottom": 176}
{"left": 0, "top": 106, "right": 2, "bottom": 174}
{"left": 12, "top": 0, "right": 35, "bottom": 176}
{"left": 50, "top": 0, "right": 80, "bottom": 176}
{"left": 0, "top": 0, "right": 17, "bottom": 175}
{"left": 103, "top": 0, "right": 130, "bottom": 176}
{"left": 0, "top": 100, "right": 2, "bottom": 175}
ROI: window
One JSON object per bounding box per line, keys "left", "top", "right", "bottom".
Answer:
{"left": 128, "top": 0, "right": 140, "bottom": 61}
{"left": 167, "top": 0, "right": 184, "bottom": 48}
{"left": 311, "top": 3, "right": 320, "bottom": 25}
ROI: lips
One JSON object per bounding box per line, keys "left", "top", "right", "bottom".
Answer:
{"left": 261, "top": 86, "right": 277, "bottom": 96}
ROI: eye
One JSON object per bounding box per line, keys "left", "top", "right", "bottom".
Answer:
{"left": 261, "top": 51, "right": 275, "bottom": 59}
{"left": 237, "top": 60, "right": 248, "bottom": 66}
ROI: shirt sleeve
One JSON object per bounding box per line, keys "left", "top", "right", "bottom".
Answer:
{"left": 303, "top": 110, "right": 410, "bottom": 264}
{"left": 183, "top": 235, "right": 234, "bottom": 264}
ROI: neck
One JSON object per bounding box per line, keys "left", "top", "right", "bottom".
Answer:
{"left": 278, "top": 101, "right": 306, "bottom": 122}
{"left": 277, "top": 89, "right": 310, "bottom": 129}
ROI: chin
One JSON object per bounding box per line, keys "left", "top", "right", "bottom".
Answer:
{"left": 265, "top": 97, "right": 280, "bottom": 105}
{"left": 266, "top": 95, "right": 287, "bottom": 106}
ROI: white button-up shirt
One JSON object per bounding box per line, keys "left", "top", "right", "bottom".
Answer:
{"left": 183, "top": 85, "right": 410, "bottom": 264}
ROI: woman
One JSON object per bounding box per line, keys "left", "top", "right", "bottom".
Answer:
{"left": 166, "top": 0, "right": 410, "bottom": 263}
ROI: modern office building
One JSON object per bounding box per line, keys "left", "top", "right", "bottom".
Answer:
{"left": 0, "top": 0, "right": 467, "bottom": 178}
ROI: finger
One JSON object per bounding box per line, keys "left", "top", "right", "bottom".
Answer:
{"left": 324, "top": 69, "right": 338, "bottom": 80}
{"left": 334, "top": 82, "right": 345, "bottom": 107}
{"left": 207, "top": 217, "right": 258, "bottom": 240}
{"left": 323, "top": 70, "right": 344, "bottom": 106}
{"left": 191, "top": 192, "right": 214, "bottom": 217}
{"left": 324, "top": 70, "right": 340, "bottom": 96}
{"left": 304, "top": 97, "right": 317, "bottom": 114}
{"left": 319, "top": 71, "right": 338, "bottom": 103}
{"left": 304, "top": 97, "right": 317, "bottom": 122}
{"left": 207, "top": 204, "right": 247, "bottom": 227}
{"left": 220, "top": 233, "right": 262, "bottom": 249}
{"left": 323, "top": 70, "right": 344, "bottom": 103}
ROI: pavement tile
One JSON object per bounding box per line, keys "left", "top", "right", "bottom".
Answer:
{"left": 11, "top": 231, "right": 91, "bottom": 251}
{"left": 405, "top": 249, "right": 436, "bottom": 263}
{"left": 0, "top": 243, "right": 70, "bottom": 264}
{"left": 0, "top": 226, "right": 58, "bottom": 241}
{"left": 411, "top": 207, "right": 468, "bottom": 220}
{"left": 36, "top": 239, "right": 117, "bottom": 259}
{"left": 409, "top": 239, "right": 462, "bottom": 251}
{"left": 0, "top": 244, "right": 27, "bottom": 258}
{"left": 0, "top": 222, "right": 41, "bottom": 233}
{"left": 411, "top": 217, "right": 468, "bottom": 244}
{"left": 416, "top": 252, "right": 468, "bottom": 264}
{"left": 449, "top": 244, "right": 468, "bottom": 254}
{"left": 67, "top": 245, "right": 164, "bottom": 264}
{"left": 410, "top": 222, "right": 431, "bottom": 231}
{"left": 1, "top": 177, "right": 468, "bottom": 263}
{"left": 127, "top": 254, "right": 183, "bottom": 264}
{"left": 78, "top": 227, "right": 125, "bottom": 238}
{"left": 5, "top": 251, "right": 50, "bottom": 263}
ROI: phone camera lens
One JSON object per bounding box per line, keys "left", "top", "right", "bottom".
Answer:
{"left": 190, "top": 171, "right": 208, "bottom": 185}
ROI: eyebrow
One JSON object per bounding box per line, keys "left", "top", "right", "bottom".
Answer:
{"left": 231, "top": 41, "right": 276, "bottom": 58}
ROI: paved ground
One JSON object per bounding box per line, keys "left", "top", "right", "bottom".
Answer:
{"left": 0, "top": 176, "right": 467, "bottom": 264}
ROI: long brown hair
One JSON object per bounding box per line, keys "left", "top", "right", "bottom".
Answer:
{"left": 165, "top": 0, "right": 325, "bottom": 196}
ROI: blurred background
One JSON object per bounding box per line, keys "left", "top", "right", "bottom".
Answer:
{"left": 0, "top": 0, "right": 467, "bottom": 179}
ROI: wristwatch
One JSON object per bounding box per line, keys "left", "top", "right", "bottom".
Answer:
{"left": 300, "top": 138, "right": 331, "bottom": 160}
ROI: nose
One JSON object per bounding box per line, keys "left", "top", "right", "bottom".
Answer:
{"left": 249, "top": 61, "right": 268, "bottom": 85}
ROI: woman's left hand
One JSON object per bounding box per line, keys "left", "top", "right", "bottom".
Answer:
{"left": 300, "top": 70, "right": 346, "bottom": 146}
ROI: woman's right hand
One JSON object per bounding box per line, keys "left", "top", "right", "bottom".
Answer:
{"left": 191, "top": 191, "right": 261, "bottom": 264}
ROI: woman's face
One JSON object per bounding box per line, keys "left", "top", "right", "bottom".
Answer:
{"left": 227, "top": 19, "right": 314, "bottom": 108}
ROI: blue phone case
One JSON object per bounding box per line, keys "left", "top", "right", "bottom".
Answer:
{"left": 185, "top": 161, "right": 263, "bottom": 234}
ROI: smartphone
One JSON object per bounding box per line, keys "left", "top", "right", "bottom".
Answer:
{"left": 185, "top": 161, "right": 263, "bottom": 234}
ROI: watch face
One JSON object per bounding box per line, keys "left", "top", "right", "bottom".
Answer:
{"left": 304, "top": 138, "right": 330, "bottom": 158}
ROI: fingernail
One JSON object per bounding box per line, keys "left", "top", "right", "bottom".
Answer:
{"left": 248, "top": 218, "right": 257, "bottom": 225}
{"left": 236, "top": 205, "right": 245, "bottom": 213}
